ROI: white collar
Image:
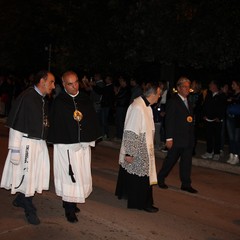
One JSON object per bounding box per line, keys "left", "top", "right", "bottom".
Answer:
{"left": 178, "top": 93, "right": 187, "bottom": 101}
{"left": 64, "top": 89, "right": 79, "bottom": 98}
{"left": 34, "top": 85, "right": 45, "bottom": 97}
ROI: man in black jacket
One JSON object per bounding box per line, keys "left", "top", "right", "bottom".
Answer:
{"left": 201, "top": 80, "right": 227, "bottom": 161}
{"left": 157, "top": 77, "right": 198, "bottom": 194}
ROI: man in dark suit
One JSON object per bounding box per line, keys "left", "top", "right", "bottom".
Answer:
{"left": 157, "top": 77, "right": 198, "bottom": 193}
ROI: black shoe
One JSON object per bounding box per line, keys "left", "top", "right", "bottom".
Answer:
{"left": 13, "top": 194, "right": 36, "bottom": 211}
{"left": 65, "top": 211, "right": 78, "bottom": 223}
{"left": 158, "top": 182, "right": 168, "bottom": 189}
{"left": 74, "top": 206, "right": 80, "bottom": 213}
{"left": 25, "top": 211, "right": 40, "bottom": 225}
{"left": 13, "top": 198, "right": 25, "bottom": 208}
{"left": 181, "top": 186, "right": 198, "bottom": 194}
{"left": 63, "top": 202, "right": 80, "bottom": 213}
{"left": 143, "top": 206, "right": 159, "bottom": 213}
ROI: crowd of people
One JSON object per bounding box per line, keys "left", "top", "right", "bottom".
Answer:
{"left": 0, "top": 69, "right": 239, "bottom": 225}
{"left": 190, "top": 79, "right": 240, "bottom": 165}
{"left": 1, "top": 70, "right": 240, "bottom": 162}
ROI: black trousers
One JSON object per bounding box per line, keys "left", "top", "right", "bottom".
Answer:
{"left": 115, "top": 166, "right": 154, "bottom": 209}
{"left": 158, "top": 146, "right": 193, "bottom": 188}
{"left": 205, "top": 121, "right": 222, "bottom": 154}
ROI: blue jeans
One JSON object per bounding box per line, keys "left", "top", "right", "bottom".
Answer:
{"left": 227, "top": 116, "right": 240, "bottom": 154}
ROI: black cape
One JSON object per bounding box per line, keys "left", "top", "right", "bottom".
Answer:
{"left": 6, "top": 87, "right": 49, "bottom": 139}
{"left": 48, "top": 90, "right": 101, "bottom": 144}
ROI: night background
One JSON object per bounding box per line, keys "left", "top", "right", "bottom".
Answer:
{"left": 1, "top": 0, "right": 240, "bottom": 84}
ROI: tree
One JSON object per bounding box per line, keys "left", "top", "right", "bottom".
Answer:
{"left": 0, "top": 0, "right": 240, "bottom": 77}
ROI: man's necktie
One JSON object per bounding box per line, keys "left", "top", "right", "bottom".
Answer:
{"left": 184, "top": 99, "right": 189, "bottom": 109}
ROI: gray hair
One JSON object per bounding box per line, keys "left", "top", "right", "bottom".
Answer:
{"left": 143, "top": 82, "right": 160, "bottom": 97}
{"left": 176, "top": 76, "right": 191, "bottom": 87}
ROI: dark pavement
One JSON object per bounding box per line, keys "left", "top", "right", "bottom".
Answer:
{"left": 0, "top": 120, "right": 240, "bottom": 239}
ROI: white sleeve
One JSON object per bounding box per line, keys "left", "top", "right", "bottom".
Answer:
{"left": 8, "top": 128, "right": 24, "bottom": 150}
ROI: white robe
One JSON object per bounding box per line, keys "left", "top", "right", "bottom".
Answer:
{"left": 1, "top": 130, "right": 50, "bottom": 197}
{"left": 53, "top": 142, "right": 95, "bottom": 203}
{"left": 119, "top": 97, "right": 157, "bottom": 185}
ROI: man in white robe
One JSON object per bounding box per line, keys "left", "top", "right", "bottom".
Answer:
{"left": 0, "top": 70, "right": 55, "bottom": 225}
{"left": 115, "top": 82, "right": 161, "bottom": 212}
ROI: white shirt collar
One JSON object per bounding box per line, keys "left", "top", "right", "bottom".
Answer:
{"left": 34, "top": 85, "right": 45, "bottom": 97}
{"left": 178, "top": 93, "right": 187, "bottom": 101}
{"left": 64, "top": 89, "right": 79, "bottom": 97}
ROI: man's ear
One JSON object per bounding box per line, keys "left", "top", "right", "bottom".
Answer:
{"left": 40, "top": 78, "right": 46, "bottom": 87}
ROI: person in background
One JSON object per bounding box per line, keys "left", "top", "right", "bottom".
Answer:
{"left": 0, "top": 70, "right": 55, "bottom": 225}
{"left": 226, "top": 80, "right": 240, "bottom": 165}
{"left": 90, "top": 74, "right": 115, "bottom": 140}
{"left": 90, "top": 72, "right": 105, "bottom": 134}
{"left": 115, "top": 82, "right": 161, "bottom": 213}
{"left": 158, "top": 77, "right": 198, "bottom": 194}
{"left": 0, "top": 75, "right": 13, "bottom": 117}
{"left": 79, "top": 73, "right": 92, "bottom": 95}
{"left": 219, "top": 81, "right": 229, "bottom": 155}
{"left": 152, "top": 97, "right": 162, "bottom": 150}
{"left": 201, "top": 80, "right": 227, "bottom": 161}
{"left": 48, "top": 71, "right": 101, "bottom": 223}
{"left": 100, "top": 75, "right": 115, "bottom": 140}
{"left": 188, "top": 80, "right": 204, "bottom": 156}
{"left": 114, "top": 76, "right": 131, "bottom": 140}
{"left": 151, "top": 81, "right": 165, "bottom": 150}
{"left": 159, "top": 81, "right": 171, "bottom": 153}
{"left": 129, "top": 77, "right": 143, "bottom": 104}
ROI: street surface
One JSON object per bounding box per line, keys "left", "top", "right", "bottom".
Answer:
{"left": 0, "top": 122, "right": 239, "bottom": 240}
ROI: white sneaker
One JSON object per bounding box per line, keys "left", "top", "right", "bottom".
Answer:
{"left": 227, "top": 153, "right": 234, "bottom": 163}
{"left": 201, "top": 152, "right": 213, "bottom": 159}
{"left": 230, "top": 155, "right": 239, "bottom": 165}
{"left": 212, "top": 154, "right": 220, "bottom": 161}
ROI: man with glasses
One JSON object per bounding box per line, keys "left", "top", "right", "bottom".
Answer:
{"left": 157, "top": 77, "right": 198, "bottom": 194}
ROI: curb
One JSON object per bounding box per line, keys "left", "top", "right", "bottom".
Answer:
{"left": 98, "top": 140, "right": 240, "bottom": 175}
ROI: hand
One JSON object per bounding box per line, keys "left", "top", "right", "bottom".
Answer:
{"left": 10, "top": 150, "right": 21, "bottom": 165}
{"left": 125, "top": 155, "right": 134, "bottom": 164}
{"left": 166, "top": 140, "right": 173, "bottom": 149}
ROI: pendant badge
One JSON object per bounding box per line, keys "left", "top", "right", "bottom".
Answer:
{"left": 187, "top": 116, "right": 193, "bottom": 123}
{"left": 73, "top": 110, "right": 83, "bottom": 122}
